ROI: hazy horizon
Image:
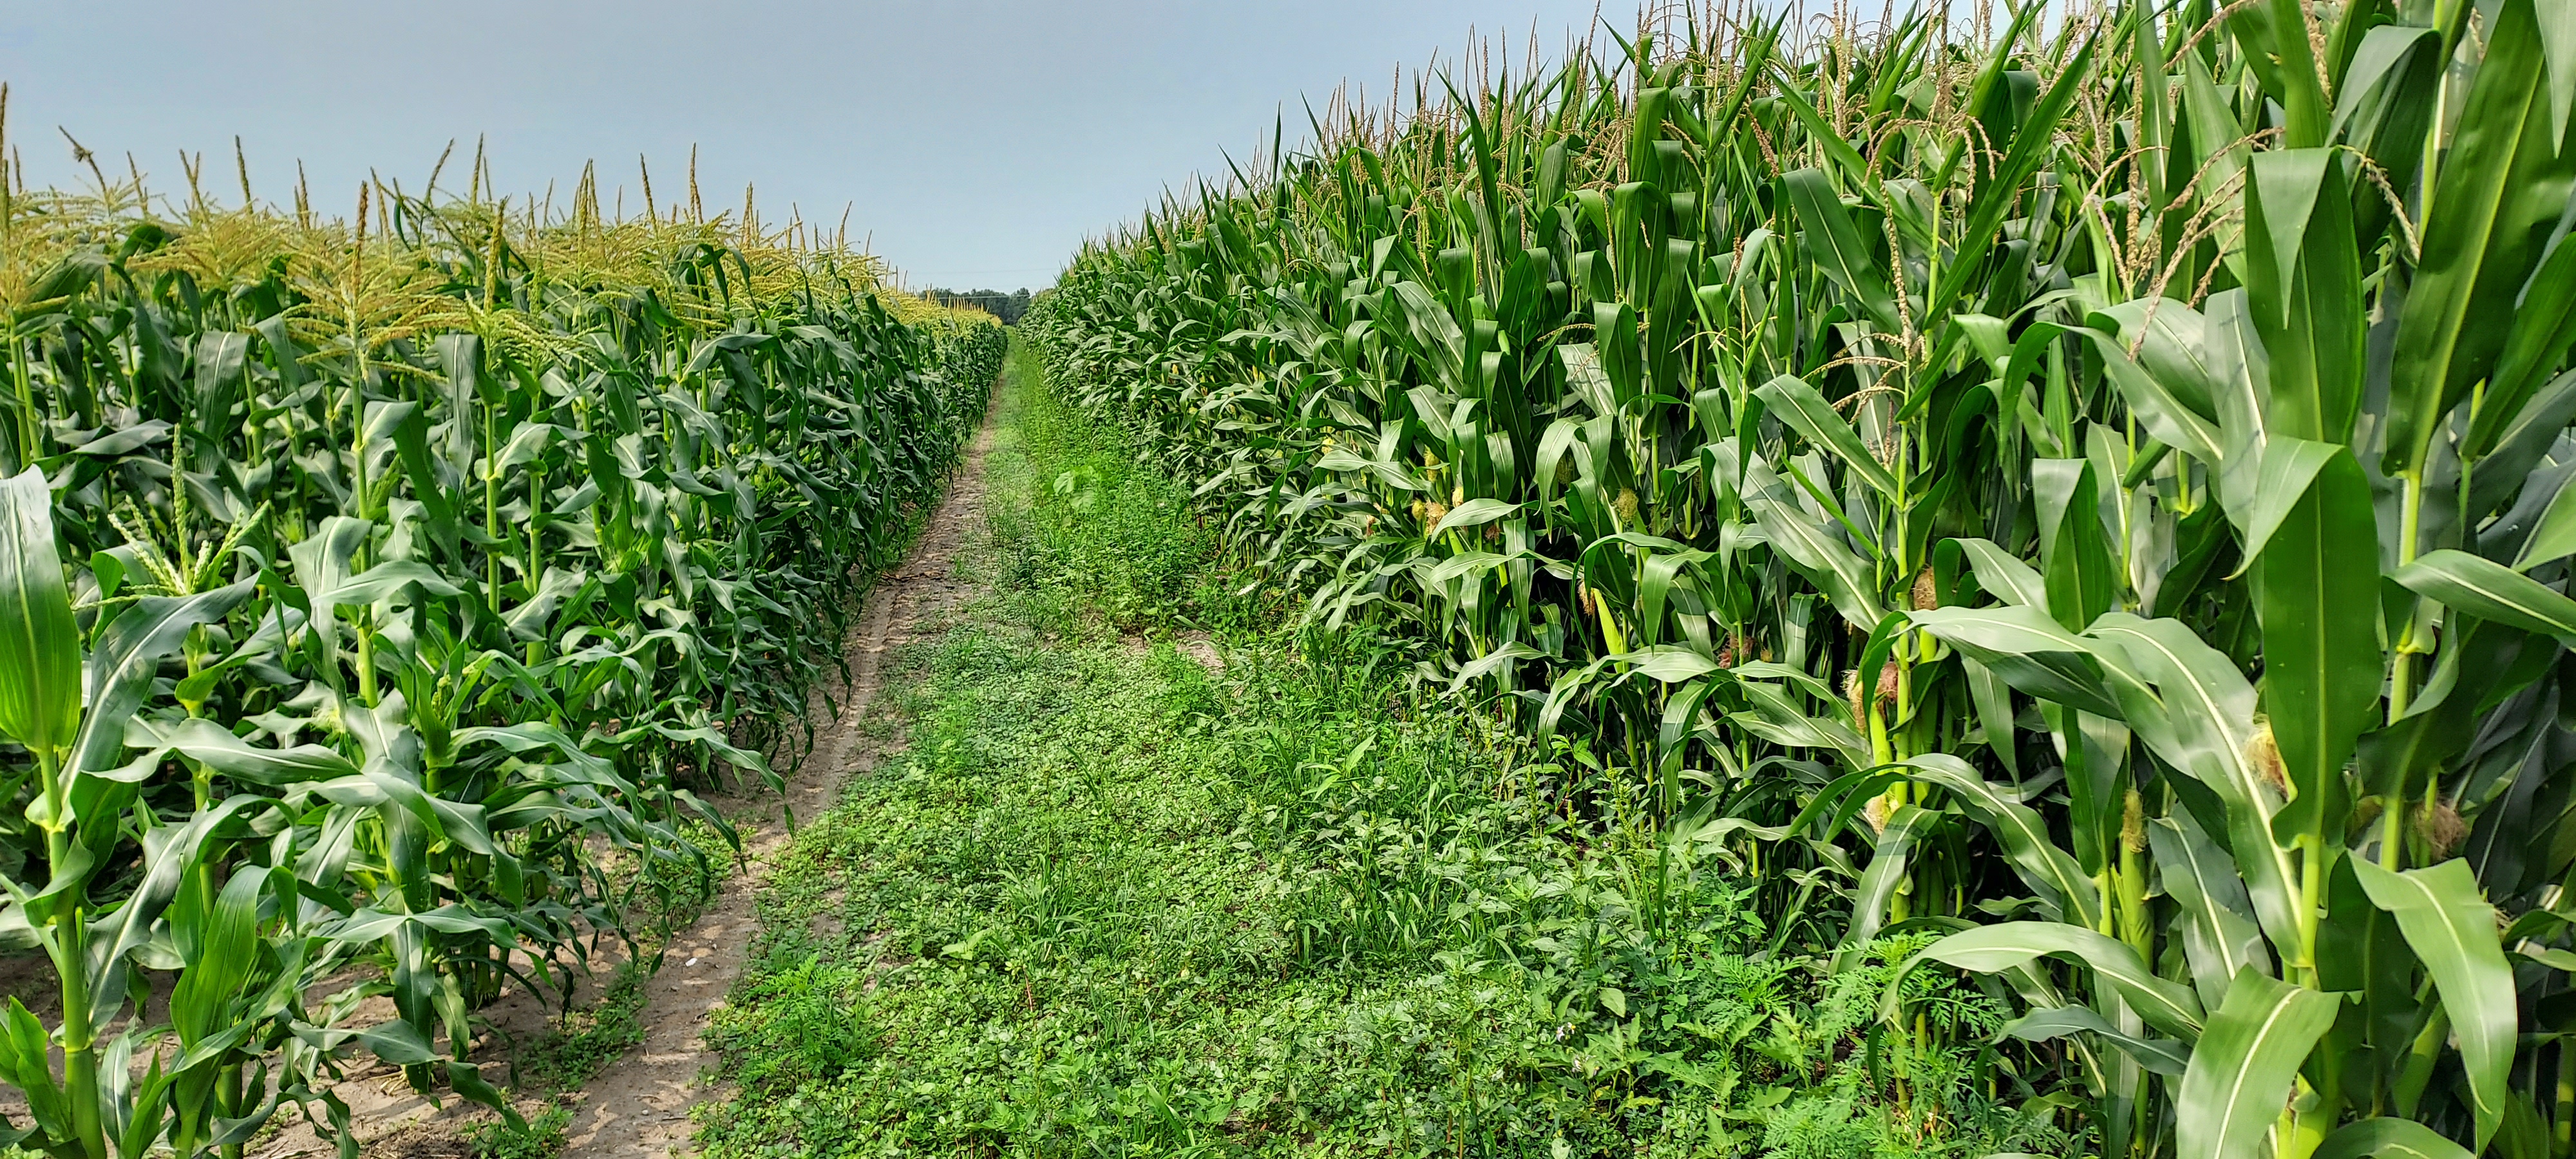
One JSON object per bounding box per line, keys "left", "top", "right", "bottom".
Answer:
{"left": 0, "top": 1, "right": 1619, "bottom": 292}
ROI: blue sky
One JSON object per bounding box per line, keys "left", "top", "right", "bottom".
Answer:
{"left": 0, "top": 1, "right": 1613, "bottom": 290}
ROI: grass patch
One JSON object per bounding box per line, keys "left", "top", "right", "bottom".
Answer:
{"left": 692, "top": 341, "right": 2063, "bottom": 1157}
{"left": 982, "top": 341, "right": 1263, "bottom": 639}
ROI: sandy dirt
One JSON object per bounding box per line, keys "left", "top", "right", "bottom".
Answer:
{"left": 232, "top": 399, "right": 1001, "bottom": 1159}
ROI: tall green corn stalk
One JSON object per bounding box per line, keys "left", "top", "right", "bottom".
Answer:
{"left": 0, "top": 137, "right": 1003, "bottom": 1158}
{"left": 1027, "top": 1, "right": 2576, "bottom": 1154}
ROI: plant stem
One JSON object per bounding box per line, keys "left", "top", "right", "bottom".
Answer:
{"left": 2379, "top": 787, "right": 2407, "bottom": 872}
{"left": 38, "top": 748, "right": 104, "bottom": 1159}
{"left": 7, "top": 311, "right": 34, "bottom": 474}
{"left": 2296, "top": 832, "right": 2325, "bottom": 988}
{"left": 485, "top": 399, "right": 501, "bottom": 607}
{"left": 218, "top": 1060, "right": 246, "bottom": 1159}
{"left": 2398, "top": 469, "right": 2424, "bottom": 567}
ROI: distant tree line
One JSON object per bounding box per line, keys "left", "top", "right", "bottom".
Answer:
{"left": 927, "top": 287, "right": 1033, "bottom": 325}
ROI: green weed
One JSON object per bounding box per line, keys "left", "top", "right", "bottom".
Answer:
{"left": 468, "top": 1104, "right": 571, "bottom": 1159}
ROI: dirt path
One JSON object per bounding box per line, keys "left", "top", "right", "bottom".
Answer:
{"left": 244, "top": 400, "right": 999, "bottom": 1159}
{"left": 556, "top": 406, "right": 998, "bottom": 1158}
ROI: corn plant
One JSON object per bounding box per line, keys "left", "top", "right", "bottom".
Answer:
{"left": 0, "top": 135, "right": 1002, "bottom": 1158}
{"left": 1027, "top": 1, "right": 2576, "bottom": 1154}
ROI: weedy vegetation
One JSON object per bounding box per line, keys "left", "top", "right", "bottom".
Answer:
{"left": 0, "top": 111, "right": 1005, "bottom": 1159}
{"left": 466, "top": 1103, "right": 572, "bottom": 1159}
{"left": 696, "top": 343, "right": 2061, "bottom": 1157}
{"left": 1023, "top": 0, "right": 2576, "bottom": 1155}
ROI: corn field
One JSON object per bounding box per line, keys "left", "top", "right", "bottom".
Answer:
{"left": 1025, "top": 0, "right": 2576, "bottom": 1154}
{"left": 0, "top": 132, "right": 1003, "bottom": 1157}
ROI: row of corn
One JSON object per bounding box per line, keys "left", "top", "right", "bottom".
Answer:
{"left": 0, "top": 142, "right": 1003, "bottom": 1158}
{"left": 1026, "top": 0, "right": 2576, "bottom": 1154}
